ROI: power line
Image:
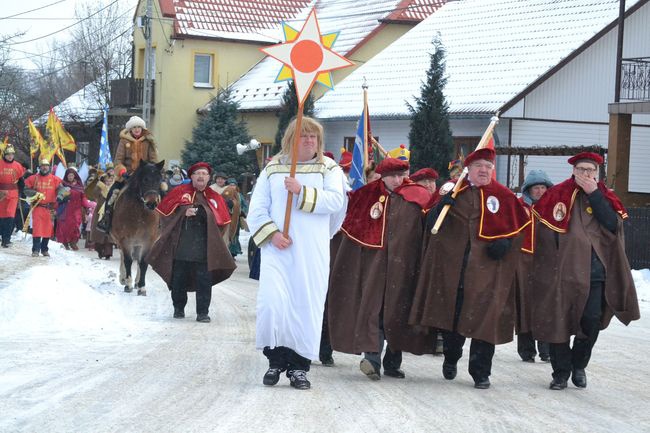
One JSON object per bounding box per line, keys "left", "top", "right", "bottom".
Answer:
{"left": 6, "top": 5, "right": 136, "bottom": 62}
{"left": 7, "top": 0, "right": 121, "bottom": 46}
{"left": 0, "top": 0, "right": 67, "bottom": 20}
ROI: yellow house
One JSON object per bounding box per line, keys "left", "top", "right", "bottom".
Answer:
{"left": 110, "top": 0, "right": 312, "bottom": 166}
{"left": 221, "top": 0, "right": 446, "bottom": 164}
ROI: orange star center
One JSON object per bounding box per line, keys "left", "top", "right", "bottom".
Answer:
{"left": 290, "top": 40, "right": 323, "bottom": 73}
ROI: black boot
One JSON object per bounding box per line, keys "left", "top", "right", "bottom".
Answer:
{"left": 442, "top": 361, "right": 457, "bottom": 380}
{"left": 571, "top": 368, "right": 587, "bottom": 388}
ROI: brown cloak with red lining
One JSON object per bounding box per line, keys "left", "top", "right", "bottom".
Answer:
{"left": 147, "top": 183, "right": 235, "bottom": 291}
{"left": 328, "top": 179, "right": 434, "bottom": 355}
{"left": 409, "top": 180, "right": 529, "bottom": 345}
{"left": 531, "top": 182, "right": 639, "bottom": 343}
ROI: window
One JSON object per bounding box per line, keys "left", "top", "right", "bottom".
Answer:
{"left": 76, "top": 141, "right": 89, "bottom": 165}
{"left": 343, "top": 135, "right": 380, "bottom": 152}
{"left": 262, "top": 142, "right": 272, "bottom": 161}
{"left": 194, "top": 54, "right": 213, "bottom": 87}
{"left": 453, "top": 136, "right": 482, "bottom": 159}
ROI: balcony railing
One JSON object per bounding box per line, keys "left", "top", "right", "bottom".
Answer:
{"left": 110, "top": 78, "right": 155, "bottom": 108}
{"left": 621, "top": 57, "right": 650, "bottom": 101}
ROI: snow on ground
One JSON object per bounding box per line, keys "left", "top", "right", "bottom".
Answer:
{"left": 1, "top": 231, "right": 649, "bottom": 433}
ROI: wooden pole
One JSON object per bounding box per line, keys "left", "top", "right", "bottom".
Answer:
{"left": 282, "top": 104, "right": 304, "bottom": 235}
{"left": 431, "top": 116, "right": 499, "bottom": 234}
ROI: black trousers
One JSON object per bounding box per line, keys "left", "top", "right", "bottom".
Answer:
{"left": 32, "top": 237, "right": 50, "bottom": 253}
{"left": 319, "top": 298, "right": 333, "bottom": 361}
{"left": 0, "top": 217, "right": 13, "bottom": 244}
{"left": 364, "top": 313, "right": 402, "bottom": 371}
{"left": 263, "top": 346, "right": 311, "bottom": 372}
{"left": 517, "top": 333, "right": 550, "bottom": 360}
{"left": 549, "top": 281, "right": 603, "bottom": 381}
{"left": 443, "top": 272, "right": 495, "bottom": 381}
{"left": 170, "top": 260, "right": 212, "bottom": 315}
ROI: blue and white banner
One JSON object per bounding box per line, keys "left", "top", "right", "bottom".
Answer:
{"left": 98, "top": 106, "right": 112, "bottom": 170}
{"left": 350, "top": 108, "right": 367, "bottom": 191}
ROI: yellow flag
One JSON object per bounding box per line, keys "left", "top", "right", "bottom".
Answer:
{"left": 55, "top": 117, "right": 76, "bottom": 152}
{"left": 0, "top": 136, "right": 7, "bottom": 157}
{"left": 28, "top": 119, "right": 45, "bottom": 158}
{"left": 43, "top": 109, "right": 60, "bottom": 162}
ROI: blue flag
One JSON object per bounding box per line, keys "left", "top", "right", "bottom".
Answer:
{"left": 350, "top": 108, "right": 367, "bottom": 190}
{"left": 98, "top": 106, "right": 112, "bottom": 170}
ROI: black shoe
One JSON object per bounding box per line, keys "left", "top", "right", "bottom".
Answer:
{"left": 442, "top": 361, "right": 457, "bottom": 380}
{"left": 474, "top": 378, "right": 491, "bottom": 389}
{"left": 1, "top": 243, "right": 8, "bottom": 248}
{"left": 540, "top": 355, "right": 550, "bottom": 362}
{"left": 383, "top": 368, "right": 406, "bottom": 379}
{"left": 320, "top": 356, "right": 335, "bottom": 367}
{"left": 196, "top": 314, "right": 211, "bottom": 323}
{"left": 360, "top": 359, "right": 381, "bottom": 380}
{"left": 571, "top": 368, "right": 587, "bottom": 388}
{"left": 549, "top": 378, "right": 568, "bottom": 390}
{"left": 289, "top": 370, "right": 311, "bottom": 390}
{"left": 263, "top": 368, "right": 282, "bottom": 386}
{"left": 522, "top": 357, "right": 535, "bottom": 363}
{"left": 173, "top": 309, "right": 185, "bottom": 319}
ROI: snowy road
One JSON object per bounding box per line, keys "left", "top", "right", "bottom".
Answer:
{"left": 1, "top": 235, "right": 649, "bottom": 433}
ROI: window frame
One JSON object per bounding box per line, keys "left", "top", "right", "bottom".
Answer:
{"left": 193, "top": 53, "right": 215, "bottom": 88}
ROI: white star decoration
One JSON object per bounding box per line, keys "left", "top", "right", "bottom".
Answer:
{"left": 261, "top": 9, "right": 354, "bottom": 106}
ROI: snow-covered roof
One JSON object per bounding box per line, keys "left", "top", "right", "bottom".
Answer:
{"left": 225, "top": 0, "right": 444, "bottom": 112}
{"left": 35, "top": 82, "right": 105, "bottom": 126}
{"left": 383, "top": 0, "right": 445, "bottom": 22}
{"left": 165, "top": 0, "right": 313, "bottom": 43}
{"left": 315, "top": 0, "right": 643, "bottom": 120}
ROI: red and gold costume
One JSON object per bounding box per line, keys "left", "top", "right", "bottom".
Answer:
{"left": 0, "top": 158, "right": 25, "bottom": 218}
{"left": 25, "top": 173, "right": 62, "bottom": 237}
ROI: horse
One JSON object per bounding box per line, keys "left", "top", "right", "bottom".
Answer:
{"left": 220, "top": 184, "right": 241, "bottom": 245}
{"left": 110, "top": 160, "right": 165, "bottom": 295}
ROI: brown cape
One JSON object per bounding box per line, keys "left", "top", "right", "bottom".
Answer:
{"left": 328, "top": 192, "right": 432, "bottom": 355}
{"left": 409, "top": 186, "right": 524, "bottom": 345}
{"left": 531, "top": 191, "right": 639, "bottom": 343}
{"left": 147, "top": 192, "right": 236, "bottom": 291}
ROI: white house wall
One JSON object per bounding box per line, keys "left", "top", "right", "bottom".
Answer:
{"left": 517, "top": 2, "right": 650, "bottom": 124}
{"left": 629, "top": 124, "right": 650, "bottom": 193}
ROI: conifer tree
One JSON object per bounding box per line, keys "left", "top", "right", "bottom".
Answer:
{"left": 273, "top": 81, "right": 315, "bottom": 154}
{"left": 407, "top": 39, "right": 454, "bottom": 177}
{"left": 182, "top": 88, "right": 254, "bottom": 177}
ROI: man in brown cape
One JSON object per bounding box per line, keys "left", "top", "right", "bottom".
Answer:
{"left": 148, "top": 162, "right": 236, "bottom": 322}
{"left": 328, "top": 157, "right": 435, "bottom": 380}
{"left": 409, "top": 148, "right": 530, "bottom": 389}
{"left": 531, "top": 152, "right": 639, "bottom": 390}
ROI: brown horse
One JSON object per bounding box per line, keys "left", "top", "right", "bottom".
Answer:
{"left": 220, "top": 184, "right": 241, "bottom": 245}
{"left": 110, "top": 160, "right": 165, "bottom": 295}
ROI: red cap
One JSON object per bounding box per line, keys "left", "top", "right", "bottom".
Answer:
{"left": 464, "top": 148, "right": 496, "bottom": 167}
{"left": 568, "top": 152, "right": 603, "bottom": 166}
{"left": 375, "top": 158, "right": 409, "bottom": 175}
{"left": 410, "top": 168, "right": 439, "bottom": 181}
{"left": 339, "top": 151, "right": 352, "bottom": 168}
{"left": 188, "top": 162, "right": 212, "bottom": 177}
{"left": 324, "top": 151, "right": 335, "bottom": 159}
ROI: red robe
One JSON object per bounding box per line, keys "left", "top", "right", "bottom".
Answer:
{"left": 0, "top": 159, "right": 25, "bottom": 218}
{"left": 55, "top": 173, "right": 92, "bottom": 243}
{"left": 25, "top": 173, "right": 62, "bottom": 237}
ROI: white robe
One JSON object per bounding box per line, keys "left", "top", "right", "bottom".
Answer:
{"left": 248, "top": 156, "right": 347, "bottom": 360}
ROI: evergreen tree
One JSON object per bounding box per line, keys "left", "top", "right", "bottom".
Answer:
{"left": 407, "top": 39, "right": 454, "bottom": 177}
{"left": 273, "top": 81, "right": 315, "bottom": 154}
{"left": 182, "top": 88, "right": 254, "bottom": 177}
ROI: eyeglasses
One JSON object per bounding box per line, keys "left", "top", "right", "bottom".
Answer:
{"left": 574, "top": 167, "right": 598, "bottom": 174}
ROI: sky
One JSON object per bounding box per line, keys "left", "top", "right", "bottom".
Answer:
{"left": 1, "top": 0, "right": 138, "bottom": 69}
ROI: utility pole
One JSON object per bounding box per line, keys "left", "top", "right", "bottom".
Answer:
{"left": 142, "top": 0, "right": 153, "bottom": 125}
{"left": 614, "top": 0, "right": 625, "bottom": 102}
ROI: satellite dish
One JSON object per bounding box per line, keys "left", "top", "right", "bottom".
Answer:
{"left": 236, "top": 139, "right": 262, "bottom": 155}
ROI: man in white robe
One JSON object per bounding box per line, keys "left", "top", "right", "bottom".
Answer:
{"left": 248, "top": 117, "right": 347, "bottom": 390}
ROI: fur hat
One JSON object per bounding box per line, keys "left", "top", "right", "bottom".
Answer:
{"left": 464, "top": 148, "right": 496, "bottom": 167}
{"left": 410, "top": 168, "right": 439, "bottom": 181}
{"left": 39, "top": 159, "right": 51, "bottom": 166}
{"left": 376, "top": 158, "right": 409, "bottom": 176}
{"left": 125, "top": 116, "right": 146, "bottom": 131}
{"left": 568, "top": 152, "right": 603, "bottom": 166}
{"left": 4, "top": 144, "right": 16, "bottom": 154}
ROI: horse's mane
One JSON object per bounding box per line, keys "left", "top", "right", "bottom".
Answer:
{"left": 124, "top": 161, "right": 162, "bottom": 199}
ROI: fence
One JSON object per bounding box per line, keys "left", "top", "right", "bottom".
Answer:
{"left": 624, "top": 207, "right": 650, "bottom": 269}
